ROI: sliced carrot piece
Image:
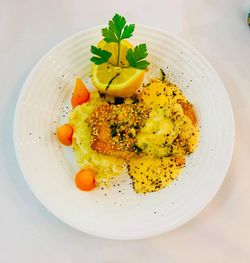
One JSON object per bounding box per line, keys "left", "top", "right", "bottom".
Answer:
{"left": 57, "top": 124, "right": 74, "bottom": 146}
{"left": 75, "top": 168, "right": 96, "bottom": 191}
{"left": 71, "top": 78, "right": 90, "bottom": 108}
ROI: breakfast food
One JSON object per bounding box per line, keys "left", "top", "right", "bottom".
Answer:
{"left": 57, "top": 14, "right": 199, "bottom": 194}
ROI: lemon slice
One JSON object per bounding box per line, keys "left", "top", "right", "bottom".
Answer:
{"left": 91, "top": 62, "right": 145, "bottom": 97}
{"left": 97, "top": 40, "right": 133, "bottom": 67}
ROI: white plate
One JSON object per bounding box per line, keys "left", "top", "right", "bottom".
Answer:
{"left": 14, "top": 25, "right": 234, "bottom": 240}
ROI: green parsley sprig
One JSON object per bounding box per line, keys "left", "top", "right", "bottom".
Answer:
{"left": 102, "top": 14, "right": 135, "bottom": 66}
{"left": 126, "top": 44, "right": 150, "bottom": 70}
{"left": 90, "top": 46, "right": 112, "bottom": 65}
{"left": 90, "top": 13, "right": 150, "bottom": 70}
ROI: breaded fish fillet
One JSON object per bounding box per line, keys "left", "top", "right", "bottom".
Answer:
{"left": 88, "top": 102, "right": 150, "bottom": 158}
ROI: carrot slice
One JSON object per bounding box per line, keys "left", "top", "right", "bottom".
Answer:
{"left": 57, "top": 124, "right": 74, "bottom": 146}
{"left": 75, "top": 168, "right": 96, "bottom": 191}
{"left": 71, "top": 78, "right": 90, "bottom": 108}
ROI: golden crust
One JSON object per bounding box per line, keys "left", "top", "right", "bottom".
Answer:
{"left": 178, "top": 99, "right": 197, "bottom": 125}
{"left": 89, "top": 105, "right": 116, "bottom": 154}
{"left": 88, "top": 104, "right": 137, "bottom": 159}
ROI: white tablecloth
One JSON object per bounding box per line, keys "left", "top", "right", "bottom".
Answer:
{"left": 1, "top": 0, "right": 250, "bottom": 262}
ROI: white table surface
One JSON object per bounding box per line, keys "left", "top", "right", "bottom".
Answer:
{"left": 1, "top": 0, "right": 250, "bottom": 262}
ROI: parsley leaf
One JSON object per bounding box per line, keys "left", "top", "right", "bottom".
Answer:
{"left": 90, "top": 45, "right": 112, "bottom": 65}
{"left": 126, "top": 44, "right": 150, "bottom": 69}
{"left": 101, "top": 13, "right": 135, "bottom": 65}
{"left": 90, "top": 14, "right": 149, "bottom": 68}
{"left": 102, "top": 13, "right": 135, "bottom": 43}
{"left": 121, "top": 24, "right": 135, "bottom": 39}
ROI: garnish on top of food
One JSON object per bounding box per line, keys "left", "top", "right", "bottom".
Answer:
{"left": 90, "top": 14, "right": 149, "bottom": 97}
{"left": 57, "top": 14, "right": 199, "bottom": 194}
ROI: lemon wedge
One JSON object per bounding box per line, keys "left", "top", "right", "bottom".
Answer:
{"left": 91, "top": 62, "right": 145, "bottom": 97}
{"left": 97, "top": 40, "right": 133, "bottom": 67}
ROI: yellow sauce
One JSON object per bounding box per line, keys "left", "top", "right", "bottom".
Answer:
{"left": 128, "top": 156, "right": 184, "bottom": 194}
{"left": 127, "top": 79, "right": 199, "bottom": 194}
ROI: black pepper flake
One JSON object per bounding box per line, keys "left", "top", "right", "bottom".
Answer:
{"left": 99, "top": 92, "right": 106, "bottom": 98}
{"left": 110, "top": 123, "right": 118, "bottom": 137}
{"left": 114, "top": 97, "right": 124, "bottom": 104}
{"left": 160, "top": 68, "right": 166, "bottom": 81}
{"left": 132, "top": 96, "right": 139, "bottom": 104}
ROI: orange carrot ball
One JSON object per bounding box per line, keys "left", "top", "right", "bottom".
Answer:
{"left": 75, "top": 168, "right": 96, "bottom": 191}
{"left": 57, "top": 124, "right": 74, "bottom": 146}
